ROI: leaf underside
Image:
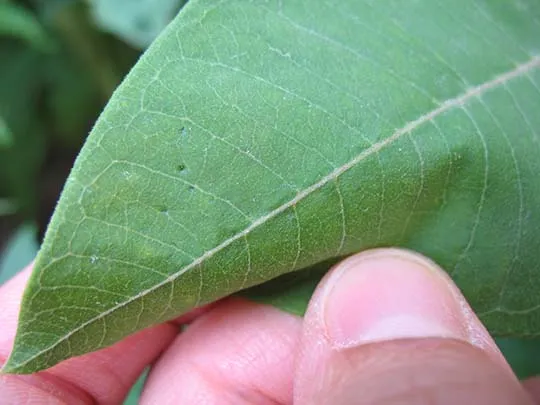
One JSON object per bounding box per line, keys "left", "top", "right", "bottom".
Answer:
{"left": 4, "top": 0, "right": 540, "bottom": 374}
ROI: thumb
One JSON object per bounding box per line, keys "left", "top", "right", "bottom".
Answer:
{"left": 294, "top": 248, "right": 534, "bottom": 405}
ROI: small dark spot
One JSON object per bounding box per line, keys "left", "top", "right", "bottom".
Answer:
{"left": 180, "top": 127, "right": 187, "bottom": 137}
{"left": 158, "top": 205, "right": 168, "bottom": 213}
{"left": 177, "top": 163, "right": 186, "bottom": 173}
{"left": 188, "top": 185, "right": 195, "bottom": 192}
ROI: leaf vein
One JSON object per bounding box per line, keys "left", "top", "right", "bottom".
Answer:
{"left": 17, "top": 55, "right": 540, "bottom": 369}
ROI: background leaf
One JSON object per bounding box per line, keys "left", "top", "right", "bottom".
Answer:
{"left": 0, "top": 1, "right": 55, "bottom": 52}
{"left": 88, "top": 0, "right": 187, "bottom": 49}
{"left": 0, "top": 199, "right": 16, "bottom": 217}
{"left": 4, "top": 0, "right": 540, "bottom": 374}
{"left": 0, "top": 116, "right": 13, "bottom": 148}
{"left": 122, "top": 370, "right": 147, "bottom": 405}
{"left": 0, "top": 42, "right": 46, "bottom": 218}
{"left": 497, "top": 339, "right": 540, "bottom": 379}
{"left": 0, "top": 223, "right": 38, "bottom": 284}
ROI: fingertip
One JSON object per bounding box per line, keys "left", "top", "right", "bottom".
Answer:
{"left": 523, "top": 377, "right": 540, "bottom": 403}
{"left": 322, "top": 249, "right": 472, "bottom": 344}
{"left": 299, "top": 338, "right": 533, "bottom": 405}
{"left": 294, "top": 248, "right": 519, "bottom": 404}
{"left": 314, "top": 249, "right": 502, "bottom": 358}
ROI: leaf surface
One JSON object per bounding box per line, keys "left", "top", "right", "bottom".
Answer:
{"left": 4, "top": 0, "right": 540, "bottom": 373}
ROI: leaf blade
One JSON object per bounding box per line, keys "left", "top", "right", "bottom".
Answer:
{"left": 5, "top": 0, "right": 540, "bottom": 373}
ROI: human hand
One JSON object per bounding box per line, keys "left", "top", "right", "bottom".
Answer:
{"left": 0, "top": 248, "right": 539, "bottom": 404}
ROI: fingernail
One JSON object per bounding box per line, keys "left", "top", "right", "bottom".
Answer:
{"left": 323, "top": 249, "right": 471, "bottom": 348}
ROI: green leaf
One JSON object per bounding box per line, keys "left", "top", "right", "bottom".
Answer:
{"left": 497, "top": 338, "right": 540, "bottom": 379}
{"left": 0, "top": 198, "right": 16, "bottom": 217}
{"left": 241, "top": 258, "right": 338, "bottom": 316}
{"left": 45, "top": 1, "right": 125, "bottom": 100}
{"left": 36, "top": 1, "right": 110, "bottom": 141}
{"left": 0, "top": 1, "right": 55, "bottom": 52}
{"left": 44, "top": 51, "right": 103, "bottom": 144}
{"left": 123, "top": 369, "right": 147, "bottom": 405}
{"left": 0, "top": 42, "right": 46, "bottom": 218}
{"left": 0, "top": 116, "right": 13, "bottom": 148}
{"left": 89, "top": 0, "right": 187, "bottom": 49}
{"left": 4, "top": 0, "right": 540, "bottom": 374}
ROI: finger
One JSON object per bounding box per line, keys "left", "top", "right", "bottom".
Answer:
{"left": 294, "top": 248, "right": 534, "bottom": 405}
{"left": 523, "top": 377, "right": 540, "bottom": 403}
{"left": 141, "top": 298, "right": 301, "bottom": 405}
{"left": 0, "top": 265, "right": 179, "bottom": 405}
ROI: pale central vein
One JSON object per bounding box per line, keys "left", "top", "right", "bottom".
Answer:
{"left": 22, "top": 55, "right": 540, "bottom": 367}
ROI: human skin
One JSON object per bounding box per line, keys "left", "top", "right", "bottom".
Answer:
{"left": 0, "top": 248, "right": 539, "bottom": 404}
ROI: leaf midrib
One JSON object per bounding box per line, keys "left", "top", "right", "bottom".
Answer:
{"left": 19, "top": 55, "right": 540, "bottom": 368}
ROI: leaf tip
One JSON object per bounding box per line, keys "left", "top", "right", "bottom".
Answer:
{"left": 1, "top": 345, "right": 45, "bottom": 375}
{"left": 1, "top": 358, "right": 23, "bottom": 375}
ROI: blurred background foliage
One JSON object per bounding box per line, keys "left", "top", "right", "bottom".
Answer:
{"left": 0, "top": 0, "right": 183, "bottom": 402}
{"left": 0, "top": 0, "right": 538, "bottom": 402}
